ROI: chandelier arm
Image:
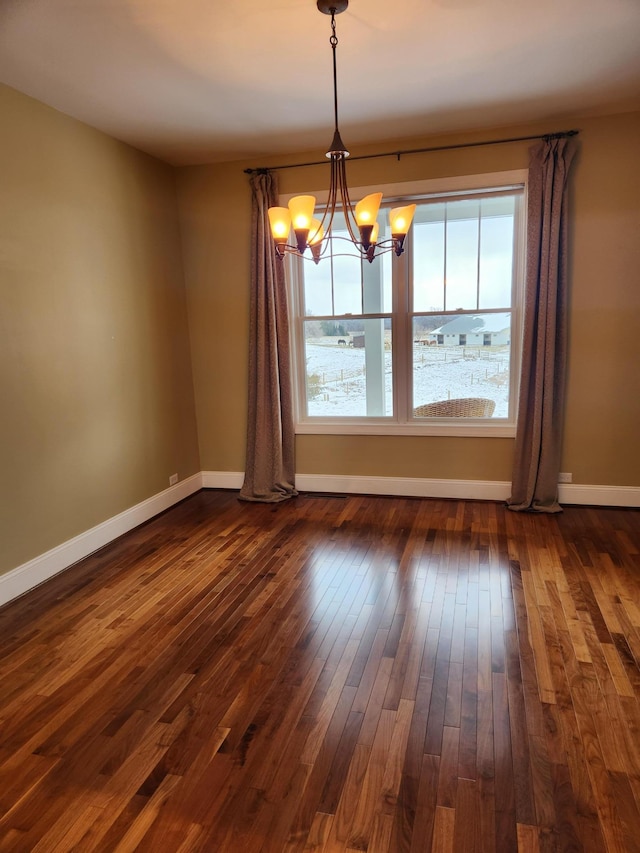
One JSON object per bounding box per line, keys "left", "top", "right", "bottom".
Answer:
{"left": 324, "top": 155, "right": 341, "bottom": 235}
{"left": 337, "top": 157, "right": 361, "bottom": 245}
{"left": 330, "top": 159, "right": 342, "bottom": 232}
{"left": 282, "top": 231, "right": 396, "bottom": 262}
{"left": 319, "top": 154, "right": 343, "bottom": 242}
{"left": 297, "top": 241, "right": 395, "bottom": 261}
{"left": 303, "top": 155, "right": 340, "bottom": 262}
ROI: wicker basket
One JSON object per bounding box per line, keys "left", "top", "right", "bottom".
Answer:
{"left": 413, "top": 397, "right": 496, "bottom": 418}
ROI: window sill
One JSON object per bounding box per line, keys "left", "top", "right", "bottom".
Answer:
{"left": 295, "top": 421, "right": 516, "bottom": 438}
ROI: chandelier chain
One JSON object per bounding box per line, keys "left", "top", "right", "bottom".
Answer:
{"left": 330, "top": 11, "right": 340, "bottom": 136}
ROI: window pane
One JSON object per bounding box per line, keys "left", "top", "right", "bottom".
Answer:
{"left": 413, "top": 215, "right": 445, "bottom": 312}
{"left": 379, "top": 218, "right": 393, "bottom": 313}
{"left": 303, "top": 319, "right": 392, "bottom": 417}
{"left": 363, "top": 233, "right": 387, "bottom": 315}
{"left": 331, "top": 236, "right": 362, "bottom": 315}
{"left": 382, "top": 249, "right": 392, "bottom": 313}
{"left": 479, "top": 203, "right": 514, "bottom": 309}
{"left": 412, "top": 195, "right": 519, "bottom": 314}
{"left": 412, "top": 312, "right": 511, "bottom": 418}
{"left": 303, "top": 254, "right": 333, "bottom": 316}
{"left": 445, "top": 199, "right": 480, "bottom": 310}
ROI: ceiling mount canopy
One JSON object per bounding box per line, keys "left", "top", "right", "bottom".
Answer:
{"left": 316, "top": 0, "right": 349, "bottom": 14}
{"left": 268, "top": 1, "right": 416, "bottom": 265}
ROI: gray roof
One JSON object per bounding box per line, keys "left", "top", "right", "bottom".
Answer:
{"left": 430, "top": 313, "right": 511, "bottom": 335}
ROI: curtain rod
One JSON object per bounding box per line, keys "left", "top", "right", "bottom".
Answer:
{"left": 244, "top": 129, "right": 579, "bottom": 175}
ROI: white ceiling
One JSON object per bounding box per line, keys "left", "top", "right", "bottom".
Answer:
{"left": 1, "top": 0, "right": 639, "bottom": 166}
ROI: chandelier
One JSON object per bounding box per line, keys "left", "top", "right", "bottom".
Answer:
{"left": 268, "top": 0, "right": 416, "bottom": 265}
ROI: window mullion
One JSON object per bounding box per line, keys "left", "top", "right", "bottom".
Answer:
{"left": 476, "top": 201, "right": 482, "bottom": 310}
{"left": 330, "top": 236, "right": 335, "bottom": 316}
{"left": 443, "top": 204, "right": 448, "bottom": 312}
{"left": 509, "top": 193, "right": 526, "bottom": 421}
{"left": 288, "top": 255, "right": 309, "bottom": 422}
{"left": 393, "top": 234, "right": 411, "bottom": 423}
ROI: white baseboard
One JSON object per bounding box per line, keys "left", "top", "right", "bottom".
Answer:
{"left": 3, "top": 471, "right": 638, "bottom": 610}
{"left": 201, "top": 471, "right": 510, "bottom": 501}
{"left": 0, "top": 473, "right": 203, "bottom": 608}
{"left": 201, "top": 470, "right": 640, "bottom": 508}
{"left": 558, "top": 483, "right": 640, "bottom": 507}
{"left": 294, "top": 473, "right": 512, "bottom": 501}
{"left": 201, "top": 470, "right": 245, "bottom": 490}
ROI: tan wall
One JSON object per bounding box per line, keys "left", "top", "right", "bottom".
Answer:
{"left": 176, "top": 166, "right": 251, "bottom": 471}
{"left": 0, "top": 84, "right": 200, "bottom": 576}
{"left": 563, "top": 112, "right": 640, "bottom": 486}
{"left": 177, "top": 110, "right": 640, "bottom": 487}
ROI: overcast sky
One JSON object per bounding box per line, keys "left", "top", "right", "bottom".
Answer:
{"left": 302, "top": 196, "right": 517, "bottom": 319}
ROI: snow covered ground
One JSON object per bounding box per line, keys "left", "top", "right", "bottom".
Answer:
{"left": 304, "top": 340, "right": 510, "bottom": 418}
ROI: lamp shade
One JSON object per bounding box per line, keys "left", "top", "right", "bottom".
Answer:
{"left": 308, "top": 218, "right": 324, "bottom": 246}
{"left": 355, "top": 192, "right": 382, "bottom": 226}
{"left": 308, "top": 218, "right": 324, "bottom": 264}
{"left": 389, "top": 204, "right": 416, "bottom": 236}
{"left": 288, "top": 195, "right": 316, "bottom": 231}
{"left": 370, "top": 222, "right": 380, "bottom": 244}
{"left": 268, "top": 207, "right": 292, "bottom": 241}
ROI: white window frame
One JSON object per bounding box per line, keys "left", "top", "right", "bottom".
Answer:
{"left": 285, "top": 170, "right": 527, "bottom": 437}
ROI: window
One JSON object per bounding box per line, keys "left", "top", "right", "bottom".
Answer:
{"left": 287, "top": 172, "right": 526, "bottom": 436}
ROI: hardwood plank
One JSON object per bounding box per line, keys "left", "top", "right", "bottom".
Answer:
{"left": 407, "top": 753, "right": 440, "bottom": 853}
{"left": 345, "top": 708, "right": 395, "bottom": 849}
{"left": 379, "top": 698, "right": 414, "bottom": 815}
{"left": 393, "top": 676, "right": 433, "bottom": 852}
{"left": 458, "top": 622, "right": 478, "bottom": 781}
{"left": 431, "top": 805, "right": 455, "bottom": 853}
{"left": 516, "top": 823, "right": 541, "bottom": 853}
{"left": 453, "top": 778, "right": 479, "bottom": 853}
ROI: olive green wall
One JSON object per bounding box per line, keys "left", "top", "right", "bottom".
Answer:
{"left": 177, "top": 110, "right": 640, "bottom": 487}
{"left": 0, "top": 84, "right": 200, "bottom": 576}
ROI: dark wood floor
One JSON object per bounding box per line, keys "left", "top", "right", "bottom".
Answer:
{"left": 0, "top": 491, "right": 639, "bottom": 852}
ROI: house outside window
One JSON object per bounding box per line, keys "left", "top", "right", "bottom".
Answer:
{"left": 286, "top": 171, "right": 526, "bottom": 437}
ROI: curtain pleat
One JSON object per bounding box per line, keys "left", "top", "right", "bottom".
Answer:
{"left": 508, "top": 137, "right": 577, "bottom": 513}
{"left": 239, "top": 172, "right": 298, "bottom": 503}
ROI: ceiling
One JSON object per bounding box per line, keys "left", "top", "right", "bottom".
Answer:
{"left": 1, "top": 0, "right": 639, "bottom": 166}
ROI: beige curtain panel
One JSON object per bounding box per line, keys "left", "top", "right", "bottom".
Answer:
{"left": 239, "top": 172, "right": 297, "bottom": 503}
{"left": 508, "top": 136, "right": 578, "bottom": 513}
